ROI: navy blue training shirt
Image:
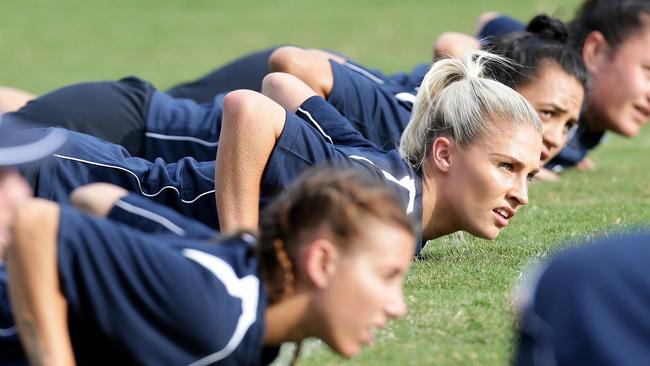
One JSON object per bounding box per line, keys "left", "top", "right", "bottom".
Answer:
{"left": 58, "top": 201, "right": 274, "bottom": 365}
{"left": 18, "top": 96, "right": 425, "bottom": 253}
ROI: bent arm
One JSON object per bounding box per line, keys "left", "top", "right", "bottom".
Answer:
{"left": 215, "top": 90, "right": 287, "bottom": 233}
{"left": 7, "top": 199, "right": 75, "bottom": 366}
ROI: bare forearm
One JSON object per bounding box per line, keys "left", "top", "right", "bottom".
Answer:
{"left": 216, "top": 91, "right": 286, "bottom": 233}
{"left": 8, "top": 200, "right": 75, "bottom": 366}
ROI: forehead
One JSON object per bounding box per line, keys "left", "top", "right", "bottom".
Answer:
{"left": 470, "top": 122, "right": 542, "bottom": 166}
{"left": 518, "top": 63, "right": 584, "bottom": 112}
{"left": 351, "top": 219, "right": 414, "bottom": 264}
{"left": 613, "top": 23, "right": 650, "bottom": 60}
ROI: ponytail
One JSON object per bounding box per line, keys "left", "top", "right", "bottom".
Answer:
{"left": 399, "top": 50, "right": 540, "bottom": 168}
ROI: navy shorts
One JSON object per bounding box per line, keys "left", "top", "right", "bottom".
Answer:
{"left": 166, "top": 46, "right": 279, "bottom": 102}
{"left": 4, "top": 77, "right": 155, "bottom": 156}
{"left": 327, "top": 60, "right": 415, "bottom": 150}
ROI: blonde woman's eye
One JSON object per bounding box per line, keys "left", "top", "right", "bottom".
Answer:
{"left": 499, "top": 162, "right": 514, "bottom": 171}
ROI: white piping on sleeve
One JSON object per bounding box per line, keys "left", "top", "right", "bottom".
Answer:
{"left": 145, "top": 132, "right": 219, "bottom": 147}
{"left": 53, "top": 154, "right": 215, "bottom": 204}
{"left": 343, "top": 63, "right": 385, "bottom": 84}
{"left": 114, "top": 200, "right": 186, "bottom": 236}
{"left": 296, "top": 107, "right": 334, "bottom": 144}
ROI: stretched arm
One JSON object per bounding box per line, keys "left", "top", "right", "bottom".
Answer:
{"left": 7, "top": 199, "right": 75, "bottom": 366}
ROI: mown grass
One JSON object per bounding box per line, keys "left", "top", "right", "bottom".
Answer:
{"left": 4, "top": 1, "right": 649, "bottom": 365}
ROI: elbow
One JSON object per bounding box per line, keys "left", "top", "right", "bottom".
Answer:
{"left": 268, "top": 46, "right": 307, "bottom": 74}
{"left": 70, "top": 183, "right": 128, "bottom": 217}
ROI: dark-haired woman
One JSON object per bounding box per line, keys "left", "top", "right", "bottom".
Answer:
{"left": 4, "top": 16, "right": 584, "bottom": 174}
{"left": 264, "top": 16, "right": 586, "bottom": 180}
{"left": 467, "top": 0, "right": 650, "bottom": 171}
{"left": 7, "top": 167, "right": 415, "bottom": 365}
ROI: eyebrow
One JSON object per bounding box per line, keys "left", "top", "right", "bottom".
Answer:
{"left": 490, "top": 153, "right": 540, "bottom": 175}
{"left": 540, "top": 103, "right": 568, "bottom": 114}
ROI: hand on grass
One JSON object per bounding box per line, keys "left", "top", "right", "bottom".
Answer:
{"left": 576, "top": 157, "right": 597, "bottom": 171}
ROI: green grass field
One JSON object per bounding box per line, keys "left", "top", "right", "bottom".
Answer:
{"left": 3, "top": 1, "right": 649, "bottom": 365}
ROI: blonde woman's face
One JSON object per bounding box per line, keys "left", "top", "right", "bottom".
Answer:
{"left": 313, "top": 220, "right": 414, "bottom": 357}
{"left": 516, "top": 62, "right": 584, "bottom": 164}
{"left": 445, "top": 123, "right": 542, "bottom": 239}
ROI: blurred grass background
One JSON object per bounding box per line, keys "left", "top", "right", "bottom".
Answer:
{"left": 4, "top": 1, "right": 649, "bottom": 365}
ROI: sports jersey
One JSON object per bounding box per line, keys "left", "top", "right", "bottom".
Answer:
{"left": 18, "top": 96, "right": 425, "bottom": 253}
{"left": 0, "top": 263, "right": 22, "bottom": 366}
{"left": 327, "top": 60, "right": 418, "bottom": 150}
{"left": 59, "top": 201, "right": 274, "bottom": 365}
{"left": 1, "top": 194, "right": 279, "bottom": 365}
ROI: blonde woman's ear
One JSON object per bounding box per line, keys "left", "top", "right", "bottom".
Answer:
{"left": 430, "top": 136, "right": 454, "bottom": 172}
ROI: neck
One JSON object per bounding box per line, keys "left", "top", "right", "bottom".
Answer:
{"left": 420, "top": 164, "right": 459, "bottom": 240}
{"left": 263, "top": 292, "right": 314, "bottom": 346}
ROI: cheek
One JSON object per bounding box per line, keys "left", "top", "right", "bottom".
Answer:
{"left": 333, "top": 268, "right": 385, "bottom": 323}
{"left": 606, "top": 66, "right": 646, "bottom": 106}
{"left": 468, "top": 167, "right": 504, "bottom": 200}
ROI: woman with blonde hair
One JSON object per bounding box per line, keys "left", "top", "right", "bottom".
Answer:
{"left": 18, "top": 51, "right": 541, "bottom": 254}
{"left": 216, "top": 50, "right": 542, "bottom": 250}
